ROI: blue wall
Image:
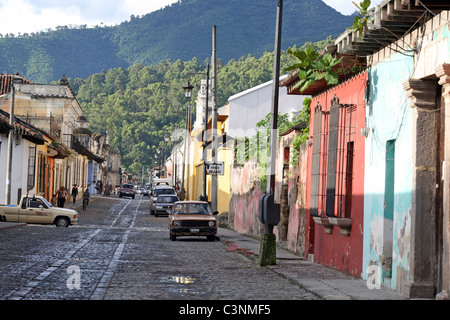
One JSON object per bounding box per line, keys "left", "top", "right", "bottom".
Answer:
{"left": 363, "top": 52, "right": 414, "bottom": 291}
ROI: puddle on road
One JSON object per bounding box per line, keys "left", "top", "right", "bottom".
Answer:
{"left": 158, "top": 275, "right": 203, "bottom": 295}
{"left": 160, "top": 275, "right": 196, "bottom": 284}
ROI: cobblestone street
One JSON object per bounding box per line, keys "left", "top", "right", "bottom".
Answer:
{"left": 0, "top": 195, "right": 318, "bottom": 301}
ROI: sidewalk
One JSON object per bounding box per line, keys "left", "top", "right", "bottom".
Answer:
{"left": 217, "top": 227, "right": 408, "bottom": 300}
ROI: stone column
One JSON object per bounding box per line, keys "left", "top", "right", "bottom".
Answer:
{"left": 436, "top": 63, "right": 450, "bottom": 296}
{"left": 403, "top": 78, "right": 438, "bottom": 298}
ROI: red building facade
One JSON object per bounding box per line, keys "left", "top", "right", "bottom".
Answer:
{"left": 305, "top": 72, "right": 367, "bottom": 277}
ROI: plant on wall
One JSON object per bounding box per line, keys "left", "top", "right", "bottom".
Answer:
{"left": 285, "top": 46, "right": 342, "bottom": 94}
{"left": 289, "top": 97, "right": 311, "bottom": 169}
{"left": 348, "top": 0, "right": 373, "bottom": 36}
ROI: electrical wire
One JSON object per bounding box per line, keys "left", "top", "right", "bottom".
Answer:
{"left": 418, "top": 0, "right": 437, "bottom": 16}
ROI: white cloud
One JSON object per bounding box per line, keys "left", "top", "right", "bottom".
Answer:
{"left": 0, "top": 0, "right": 385, "bottom": 35}
{"left": 0, "top": 0, "right": 82, "bottom": 34}
{"left": 0, "top": 0, "right": 178, "bottom": 35}
{"left": 122, "top": 0, "right": 176, "bottom": 14}
{"left": 322, "top": 0, "right": 383, "bottom": 16}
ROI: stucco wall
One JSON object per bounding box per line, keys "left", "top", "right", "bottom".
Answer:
{"left": 363, "top": 52, "right": 414, "bottom": 291}
{"left": 306, "top": 72, "right": 367, "bottom": 277}
{"left": 228, "top": 160, "right": 263, "bottom": 239}
{"left": 228, "top": 131, "right": 309, "bottom": 257}
{"left": 285, "top": 142, "right": 308, "bottom": 256}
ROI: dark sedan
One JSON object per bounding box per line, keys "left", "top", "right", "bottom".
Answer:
{"left": 154, "top": 195, "right": 179, "bottom": 217}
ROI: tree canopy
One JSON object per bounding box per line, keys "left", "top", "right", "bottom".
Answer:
{"left": 71, "top": 39, "right": 334, "bottom": 176}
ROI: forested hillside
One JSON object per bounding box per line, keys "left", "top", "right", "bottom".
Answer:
{"left": 73, "top": 38, "right": 333, "bottom": 174}
{"left": 0, "top": 0, "right": 353, "bottom": 83}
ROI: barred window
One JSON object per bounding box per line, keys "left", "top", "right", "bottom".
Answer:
{"left": 27, "top": 146, "right": 36, "bottom": 189}
{"left": 310, "top": 95, "right": 356, "bottom": 218}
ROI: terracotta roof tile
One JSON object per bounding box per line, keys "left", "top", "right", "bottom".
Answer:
{"left": 0, "top": 73, "right": 33, "bottom": 96}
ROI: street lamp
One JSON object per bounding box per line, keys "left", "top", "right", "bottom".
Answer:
{"left": 183, "top": 81, "right": 194, "bottom": 99}
{"left": 181, "top": 82, "right": 193, "bottom": 201}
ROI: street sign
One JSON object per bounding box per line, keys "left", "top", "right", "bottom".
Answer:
{"left": 206, "top": 162, "right": 224, "bottom": 176}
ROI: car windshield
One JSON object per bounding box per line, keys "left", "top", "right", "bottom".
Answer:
{"left": 154, "top": 188, "right": 175, "bottom": 196}
{"left": 157, "top": 196, "right": 178, "bottom": 203}
{"left": 41, "top": 197, "right": 53, "bottom": 208}
{"left": 123, "top": 184, "right": 133, "bottom": 189}
{"left": 173, "top": 203, "right": 212, "bottom": 215}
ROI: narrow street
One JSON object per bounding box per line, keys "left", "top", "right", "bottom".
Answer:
{"left": 0, "top": 195, "right": 317, "bottom": 301}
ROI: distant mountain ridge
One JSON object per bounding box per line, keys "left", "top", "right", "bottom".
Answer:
{"left": 0, "top": 0, "right": 354, "bottom": 83}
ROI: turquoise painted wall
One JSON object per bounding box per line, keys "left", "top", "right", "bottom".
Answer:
{"left": 363, "top": 52, "right": 414, "bottom": 291}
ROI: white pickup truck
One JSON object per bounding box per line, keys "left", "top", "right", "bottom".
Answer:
{"left": 0, "top": 195, "right": 78, "bottom": 227}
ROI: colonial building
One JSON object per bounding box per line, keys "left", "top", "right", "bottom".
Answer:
{"left": 0, "top": 109, "right": 46, "bottom": 204}
{"left": 281, "top": 0, "right": 450, "bottom": 298}
{"left": 0, "top": 74, "right": 106, "bottom": 201}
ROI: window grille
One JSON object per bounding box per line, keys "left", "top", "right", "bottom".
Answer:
{"left": 27, "top": 146, "right": 36, "bottom": 189}
{"left": 310, "top": 95, "right": 356, "bottom": 218}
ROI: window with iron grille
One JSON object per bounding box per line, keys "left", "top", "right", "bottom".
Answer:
{"left": 310, "top": 95, "right": 356, "bottom": 218}
{"left": 37, "top": 154, "right": 45, "bottom": 194}
{"left": 27, "top": 146, "right": 36, "bottom": 189}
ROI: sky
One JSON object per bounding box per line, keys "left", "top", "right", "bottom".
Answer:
{"left": 0, "top": 0, "right": 383, "bottom": 35}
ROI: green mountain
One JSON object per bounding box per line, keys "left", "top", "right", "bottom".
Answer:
{"left": 0, "top": 0, "right": 353, "bottom": 83}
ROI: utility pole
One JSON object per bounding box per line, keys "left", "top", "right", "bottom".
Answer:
{"left": 210, "top": 25, "right": 218, "bottom": 212}
{"left": 258, "top": 0, "right": 283, "bottom": 266}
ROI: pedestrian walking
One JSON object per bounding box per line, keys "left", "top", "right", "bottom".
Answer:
{"left": 51, "top": 194, "right": 56, "bottom": 206}
{"left": 82, "top": 188, "right": 90, "bottom": 211}
{"left": 57, "top": 186, "right": 67, "bottom": 208}
{"left": 71, "top": 184, "right": 78, "bottom": 204}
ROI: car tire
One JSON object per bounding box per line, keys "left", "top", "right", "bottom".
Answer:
{"left": 207, "top": 235, "right": 216, "bottom": 241}
{"left": 132, "top": 195, "right": 135, "bottom": 199}
{"left": 170, "top": 233, "right": 176, "bottom": 241}
{"left": 55, "top": 217, "right": 69, "bottom": 228}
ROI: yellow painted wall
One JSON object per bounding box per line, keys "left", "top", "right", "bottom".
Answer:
{"left": 184, "top": 115, "right": 232, "bottom": 214}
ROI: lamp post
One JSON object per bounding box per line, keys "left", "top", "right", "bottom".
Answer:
{"left": 182, "top": 81, "right": 194, "bottom": 200}
{"left": 182, "top": 71, "right": 210, "bottom": 202}
{"left": 164, "top": 134, "right": 170, "bottom": 178}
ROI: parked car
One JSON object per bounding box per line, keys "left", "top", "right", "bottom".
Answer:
{"left": 141, "top": 187, "right": 150, "bottom": 196}
{"left": 169, "top": 201, "right": 218, "bottom": 241}
{"left": 153, "top": 195, "right": 179, "bottom": 217}
{"left": 0, "top": 195, "right": 78, "bottom": 227}
{"left": 150, "top": 185, "right": 176, "bottom": 215}
{"left": 119, "top": 183, "right": 135, "bottom": 199}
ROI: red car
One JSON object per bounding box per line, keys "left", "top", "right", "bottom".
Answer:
{"left": 119, "top": 183, "right": 135, "bottom": 199}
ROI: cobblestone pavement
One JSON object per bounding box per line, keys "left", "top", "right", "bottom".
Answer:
{"left": 0, "top": 195, "right": 318, "bottom": 301}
